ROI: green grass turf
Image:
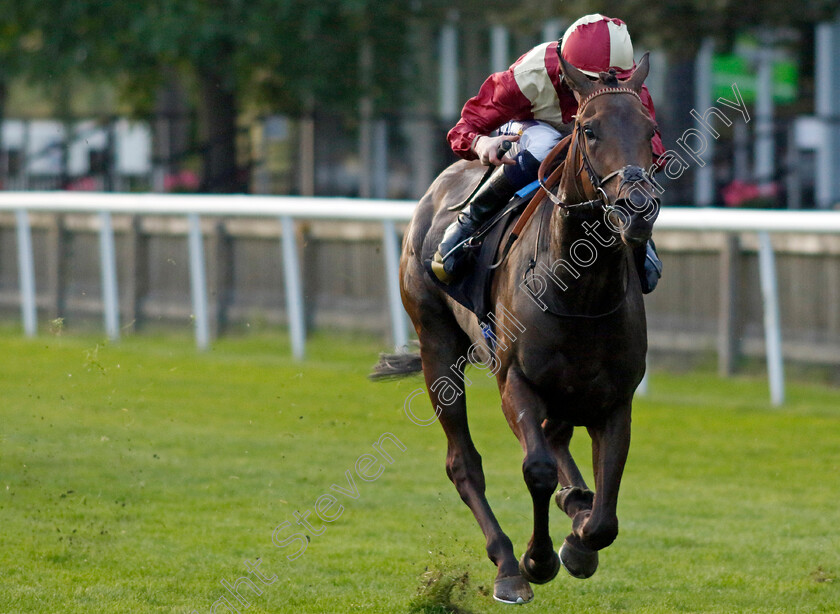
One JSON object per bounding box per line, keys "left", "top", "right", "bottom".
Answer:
{"left": 1, "top": 328, "right": 839, "bottom": 613}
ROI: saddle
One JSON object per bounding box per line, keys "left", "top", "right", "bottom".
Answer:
{"left": 421, "top": 135, "right": 572, "bottom": 328}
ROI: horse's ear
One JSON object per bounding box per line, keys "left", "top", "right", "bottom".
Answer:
{"left": 560, "top": 53, "right": 596, "bottom": 97}
{"left": 623, "top": 52, "right": 650, "bottom": 92}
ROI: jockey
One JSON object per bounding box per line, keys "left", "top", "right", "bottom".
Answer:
{"left": 432, "top": 14, "right": 665, "bottom": 291}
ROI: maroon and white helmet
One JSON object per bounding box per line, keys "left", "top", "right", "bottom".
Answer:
{"left": 560, "top": 14, "right": 635, "bottom": 77}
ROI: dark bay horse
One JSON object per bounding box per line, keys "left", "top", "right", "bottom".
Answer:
{"left": 374, "top": 53, "right": 660, "bottom": 604}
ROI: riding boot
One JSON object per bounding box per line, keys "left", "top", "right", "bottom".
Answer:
{"left": 634, "top": 238, "right": 662, "bottom": 294}
{"left": 431, "top": 165, "right": 517, "bottom": 284}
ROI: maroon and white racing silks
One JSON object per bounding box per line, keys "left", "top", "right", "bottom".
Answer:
{"left": 447, "top": 34, "right": 667, "bottom": 169}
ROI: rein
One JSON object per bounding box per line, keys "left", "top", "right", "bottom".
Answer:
{"left": 520, "top": 200, "right": 633, "bottom": 320}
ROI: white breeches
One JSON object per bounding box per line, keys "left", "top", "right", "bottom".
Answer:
{"left": 498, "top": 120, "right": 565, "bottom": 161}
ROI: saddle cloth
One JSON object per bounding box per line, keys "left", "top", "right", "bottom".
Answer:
{"left": 418, "top": 135, "right": 570, "bottom": 329}
{"left": 421, "top": 193, "right": 533, "bottom": 327}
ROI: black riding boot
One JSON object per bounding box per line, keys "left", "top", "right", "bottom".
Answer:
{"left": 431, "top": 165, "right": 517, "bottom": 284}
{"left": 634, "top": 238, "right": 662, "bottom": 294}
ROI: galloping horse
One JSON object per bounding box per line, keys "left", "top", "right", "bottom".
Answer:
{"left": 375, "top": 53, "right": 660, "bottom": 604}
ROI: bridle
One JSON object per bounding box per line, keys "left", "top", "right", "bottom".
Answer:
{"left": 519, "top": 84, "right": 659, "bottom": 318}
{"left": 538, "top": 86, "right": 658, "bottom": 216}
{"left": 491, "top": 81, "right": 662, "bottom": 278}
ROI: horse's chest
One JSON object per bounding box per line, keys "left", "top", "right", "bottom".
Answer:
{"left": 539, "top": 362, "right": 620, "bottom": 414}
{"left": 518, "top": 339, "right": 640, "bottom": 424}
{"left": 506, "top": 294, "right": 646, "bottom": 422}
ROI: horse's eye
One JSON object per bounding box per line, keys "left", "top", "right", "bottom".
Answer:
{"left": 583, "top": 126, "right": 596, "bottom": 139}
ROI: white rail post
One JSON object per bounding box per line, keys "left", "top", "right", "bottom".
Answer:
{"left": 15, "top": 209, "right": 37, "bottom": 337}
{"left": 815, "top": 14, "right": 840, "bottom": 209}
{"left": 187, "top": 213, "right": 210, "bottom": 350}
{"left": 280, "top": 215, "right": 306, "bottom": 360}
{"left": 382, "top": 220, "right": 409, "bottom": 350}
{"left": 541, "top": 19, "right": 564, "bottom": 44}
{"left": 757, "top": 231, "right": 785, "bottom": 406}
{"left": 98, "top": 211, "right": 120, "bottom": 341}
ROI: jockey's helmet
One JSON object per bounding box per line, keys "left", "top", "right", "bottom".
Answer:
{"left": 560, "top": 14, "right": 635, "bottom": 78}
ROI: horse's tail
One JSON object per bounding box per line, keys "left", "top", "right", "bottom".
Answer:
{"left": 369, "top": 350, "right": 423, "bottom": 381}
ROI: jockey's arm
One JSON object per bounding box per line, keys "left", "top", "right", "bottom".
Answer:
{"left": 447, "top": 69, "right": 532, "bottom": 165}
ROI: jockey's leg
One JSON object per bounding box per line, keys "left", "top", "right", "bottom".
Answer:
{"left": 431, "top": 165, "right": 516, "bottom": 283}
{"left": 634, "top": 238, "right": 662, "bottom": 294}
{"left": 432, "top": 121, "right": 562, "bottom": 284}
{"left": 517, "top": 121, "right": 565, "bottom": 168}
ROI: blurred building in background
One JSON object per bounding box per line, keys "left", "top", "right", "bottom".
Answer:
{"left": 0, "top": 3, "right": 837, "bottom": 208}
{"left": 1, "top": 119, "right": 152, "bottom": 191}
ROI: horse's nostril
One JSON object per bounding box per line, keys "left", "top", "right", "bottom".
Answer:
{"left": 617, "top": 192, "right": 660, "bottom": 219}
{"left": 621, "top": 230, "right": 651, "bottom": 247}
{"left": 628, "top": 190, "right": 648, "bottom": 209}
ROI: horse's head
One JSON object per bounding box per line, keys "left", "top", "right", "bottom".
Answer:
{"left": 560, "top": 52, "right": 660, "bottom": 247}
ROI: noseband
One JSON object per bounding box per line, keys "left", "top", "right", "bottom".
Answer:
{"left": 539, "top": 87, "right": 658, "bottom": 216}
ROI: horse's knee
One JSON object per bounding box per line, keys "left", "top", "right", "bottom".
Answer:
{"left": 522, "top": 454, "right": 558, "bottom": 497}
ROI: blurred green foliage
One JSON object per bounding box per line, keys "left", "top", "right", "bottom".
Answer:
{"left": 0, "top": 0, "right": 425, "bottom": 115}
{"left": 2, "top": 0, "right": 835, "bottom": 113}
{"left": 0, "top": 0, "right": 835, "bottom": 190}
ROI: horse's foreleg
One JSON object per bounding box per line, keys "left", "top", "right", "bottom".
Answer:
{"left": 420, "top": 346, "right": 533, "bottom": 604}
{"left": 583, "top": 404, "right": 631, "bottom": 549}
{"left": 559, "top": 404, "right": 632, "bottom": 579}
{"left": 501, "top": 368, "right": 561, "bottom": 586}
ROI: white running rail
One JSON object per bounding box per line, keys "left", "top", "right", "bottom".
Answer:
{"left": 4, "top": 191, "right": 840, "bottom": 404}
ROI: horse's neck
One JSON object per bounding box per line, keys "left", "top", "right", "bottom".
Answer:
{"left": 536, "top": 135, "right": 631, "bottom": 312}
{"left": 545, "top": 207, "right": 629, "bottom": 312}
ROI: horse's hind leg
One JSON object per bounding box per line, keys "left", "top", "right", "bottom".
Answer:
{"left": 543, "top": 418, "right": 598, "bottom": 579}
{"left": 500, "top": 368, "right": 561, "bottom": 586}
{"left": 418, "top": 336, "right": 533, "bottom": 604}
{"left": 544, "top": 419, "right": 596, "bottom": 519}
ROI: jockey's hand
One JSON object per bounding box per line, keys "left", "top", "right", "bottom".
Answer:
{"left": 473, "top": 135, "right": 519, "bottom": 166}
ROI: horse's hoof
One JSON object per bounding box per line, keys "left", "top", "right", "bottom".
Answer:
{"left": 559, "top": 537, "right": 599, "bottom": 579}
{"left": 519, "top": 551, "right": 561, "bottom": 584}
{"left": 493, "top": 575, "right": 534, "bottom": 604}
{"left": 555, "top": 486, "right": 595, "bottom": 517}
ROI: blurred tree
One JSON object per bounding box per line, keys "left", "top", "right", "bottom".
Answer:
{"left": 513, "top": 0, "right": 838, "bottom": 56}
{"left": 1, "top": 0, "right": 416, "bottom": 192}
{"left": 1, "top": 0, "right": 835, "bottom": 191}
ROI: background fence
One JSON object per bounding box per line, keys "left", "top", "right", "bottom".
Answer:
{"left": 5, "top": 192, "right": 840, "bottom": 403}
